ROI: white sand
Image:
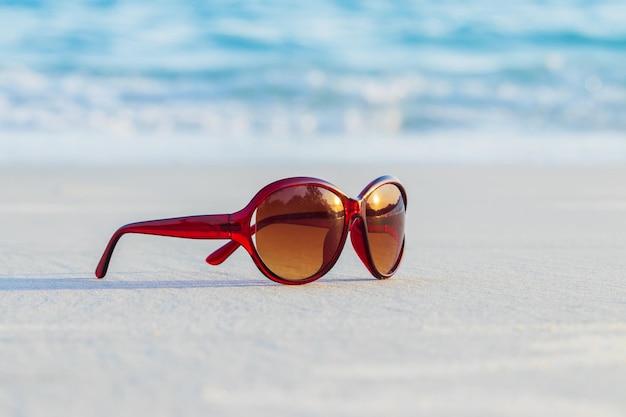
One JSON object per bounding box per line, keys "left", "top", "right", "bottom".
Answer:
{"left": 0, "top": 164, "right": 625, "bottom": 416}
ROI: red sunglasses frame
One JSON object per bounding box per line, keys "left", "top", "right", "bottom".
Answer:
{"left": 95, "top": 175, "right": 406, "bottom": 285}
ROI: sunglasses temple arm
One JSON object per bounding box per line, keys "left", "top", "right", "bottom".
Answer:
{"left": 95, "top": 214, "right": 232, "bottom": 278}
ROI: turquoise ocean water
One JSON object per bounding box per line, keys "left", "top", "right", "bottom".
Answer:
{"left": 0, "top": 0, "right": 624, "bottom": 163}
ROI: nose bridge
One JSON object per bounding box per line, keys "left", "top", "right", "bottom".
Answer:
{"left": 345, "top": 198, "right": 361, "bottom": 219}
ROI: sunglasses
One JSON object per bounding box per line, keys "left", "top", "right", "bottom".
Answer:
{"left": 95, "top": 175, "right": 406, "bottom": 285}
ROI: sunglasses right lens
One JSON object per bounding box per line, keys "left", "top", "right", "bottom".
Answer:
{"left": 253, "top": 185, "right": 345, "bottom": 281}
{"left": 365, "top": 183, "right": 405, "bottom": 275}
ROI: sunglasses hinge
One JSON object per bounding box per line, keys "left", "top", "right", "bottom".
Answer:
{"left": 221, "top": 216, "right": 242, "bottom": 234}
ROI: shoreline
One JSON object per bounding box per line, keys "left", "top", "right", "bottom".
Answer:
{"left": 2, "top": 130, "right": 626, "bottom": 167}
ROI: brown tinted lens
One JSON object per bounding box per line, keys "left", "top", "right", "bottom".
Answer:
{"left": 253, "top": 185, "right": 345, "bottom": 281}
{"left": 365, "top": 183, "right": 405, "bottom": 275}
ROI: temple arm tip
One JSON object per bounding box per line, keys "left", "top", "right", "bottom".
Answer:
{"left": 95, "top": 258, "right": 109, "bottom": 278}
{"left": 206, "top": 241, "right": 240, "bottom": 265}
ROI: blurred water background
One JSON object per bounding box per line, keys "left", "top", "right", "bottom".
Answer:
{"left": 0, "top": 0, "right": 625, "bottom": 164}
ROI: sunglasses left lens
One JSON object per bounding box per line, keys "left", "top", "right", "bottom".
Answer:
{"left": 252, "top": 185, "right": 345, "bottom": 281}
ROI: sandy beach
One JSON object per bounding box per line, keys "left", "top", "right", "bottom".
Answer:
{"left": 0, "top": 163, "right": 624, "bottom": 416}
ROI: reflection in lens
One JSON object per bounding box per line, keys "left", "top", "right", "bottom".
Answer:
{"left": 365, "top": 184, "right": 405, "bottom": 275}
{"left": 253, "top": 185, "right": 345, "bottom": 280}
